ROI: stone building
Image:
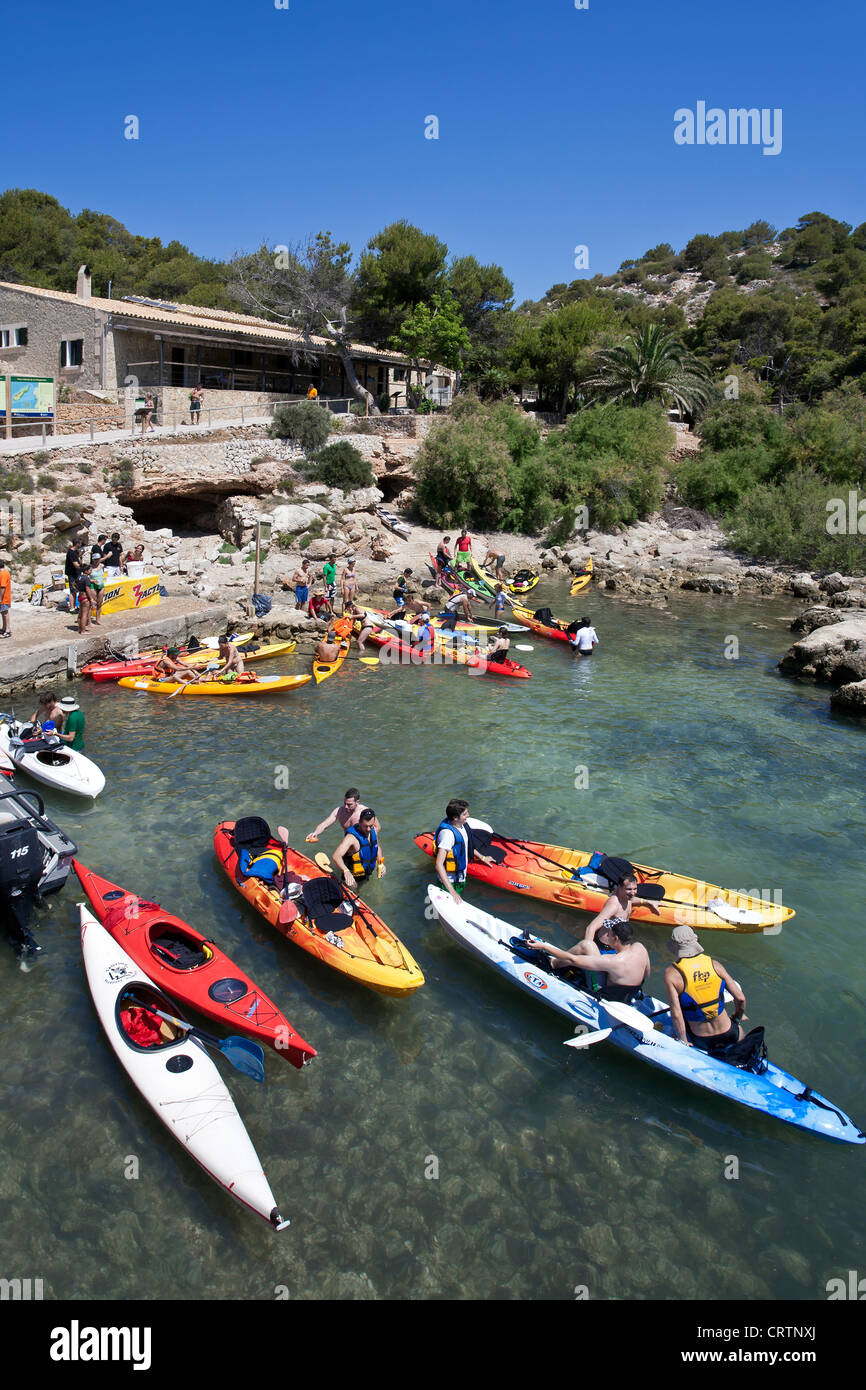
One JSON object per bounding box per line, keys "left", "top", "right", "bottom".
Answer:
{"left": 0, "top": 268, "right": 454, "bottom": 420}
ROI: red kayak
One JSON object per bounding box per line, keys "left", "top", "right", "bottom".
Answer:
{"left": 74, "top": 862, "right": 315, "bottom": 1067}
{"left": 367, "top": 628, "right": 531, "bottom": 679}
{"left": 86, "top": 660, "right": 160, "bottom": 682}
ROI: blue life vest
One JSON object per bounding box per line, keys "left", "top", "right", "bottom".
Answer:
{"left": 346, "top": 825, "right": 379, "bottom": 878}
{"left": 238, "top": 846, "right": 283, "bottom": 882}
{"left": 435, "top": 819, "right": 473, "bottom": 882}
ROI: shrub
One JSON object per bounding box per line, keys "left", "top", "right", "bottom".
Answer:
{"left": 727, "top": 467, "right": 866, "bottom": 571}
{"left": 38, "top": 473, "right": 57, "bottom": 489}
{"left": 270, "top": 401, "right": 332, "bottom": 452}
{"left": 31, "top": 451, "right": 50, "bottom": 465}
{"left": 0, "top": 466, "right": 34, "bottom": 494}
{"left": 414, "top": 412, "right": 518, "bottom": 528}
{"left": 274, "top": 531, "right": 297, "bottom": 548}
{"left": 77, "top": 461, "right": 93, "bottom": 475}
{"left": 306, "top": 441, "right": 373, "bottom": 490}
{"left": 676, "top": 445, "right": 776, "bottom": 513}
{"left": 697, "top": 399, "right": 785, "bottom": 454}
{"left": 219, "top": 541, "right": 238, "bottom": 554}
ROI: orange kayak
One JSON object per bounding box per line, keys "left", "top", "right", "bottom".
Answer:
{"left": 214, "top": 821, "right": 424, "bottom": 996}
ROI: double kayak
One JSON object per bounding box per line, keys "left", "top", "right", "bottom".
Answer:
{"left": 81, "top": 907, "right": 292, "bottom": 1228}
{"left": 117, "top": 673, "right": 311, "bottom": 696}
{"left": 509, "top": 603, "right": 572, "bottom": 643}
{"left": 0, "top": 716, "right": 105, "bottom": 799}
{"left": 507, "top": 568, "right": 540, "bottom": 595}
{"left": 85, "top": 640, "right": 296, "bottom": 683}
{"left": 367, "top": 627, "right": 532, "bottom": 679}
{"left": 214, "top": 819, "right": 424, "bottom": 996}
{"left": 426, "top": 887, "right": 863, "bottom": 1145}
{"left": 376, "top": 505, "right": 411, "bottom": 538}
{"left": 414, "top": 822, "right": 794, "bottom": 932}
{"left": 313, "top": 637, "right": 350, "bottom": 684}
{"left": 362, "top": 607, "right": 523, "bottom": 637}
{"left": 75, "top": 862, "right": 316, "bottom": 1066}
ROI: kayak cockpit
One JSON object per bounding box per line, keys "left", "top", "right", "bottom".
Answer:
{"left": 116, "top": 986, "right": 184, "bottom": 1052}
{"left": 148, "top": 924, "right": 215, "bottom": 971}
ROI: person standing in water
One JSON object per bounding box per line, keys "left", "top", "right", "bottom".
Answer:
{"left": 306, "top": 788, "right": 379, "bottom": 843}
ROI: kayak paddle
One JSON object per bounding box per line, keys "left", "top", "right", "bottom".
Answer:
{"left": 149, "top": 1007, "right": 266, "bottom": 1082}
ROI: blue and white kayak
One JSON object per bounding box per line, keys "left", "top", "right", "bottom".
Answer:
{"left": 426, "top": 886, "right": 865, "bottom": 1146}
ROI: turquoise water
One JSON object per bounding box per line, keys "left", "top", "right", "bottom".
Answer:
{"left": 1, "top": 582, "right": 864, "bottom": 1300}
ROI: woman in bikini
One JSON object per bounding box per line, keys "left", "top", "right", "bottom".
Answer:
{"left": 340, "top": 557, "right": 358, "bottom": 613}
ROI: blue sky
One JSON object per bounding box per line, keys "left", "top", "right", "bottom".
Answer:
{"left": 8, "top": 0, "right": 865, "bottom": 301}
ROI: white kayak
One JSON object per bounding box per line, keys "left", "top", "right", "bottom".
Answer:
{"left": 426, "top": 886, "right": 865, "bottom": 1145}
{"left": 0, "top": 717, "right": 105, "bottom": 799}
{"left": 80, "top": 905, "right": 290, "bottom": 1229}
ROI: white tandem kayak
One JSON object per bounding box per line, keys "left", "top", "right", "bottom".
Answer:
{"left": 0, "top": 717, "right": 105, "bottom": 799}
{"left": 426, "top": 886, "right": 865, "bottom": 1145}
{"left": 80, "top": 905, "right": 290, "bottom": 1229}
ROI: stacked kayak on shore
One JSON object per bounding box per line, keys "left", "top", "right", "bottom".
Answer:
{"left": 84, "top": 639, "right": 296, "bottom": 683}
{"left": 414, "top": 822, "right": 795, "bottom": 932}
{"left": 426, "top": 887, "right": 863, "bottom": 1145}
{"left": 215, "top": 819, "right": 424, "bottom": 997}
{"left": 81, "top": 906, "right": 292, "bottom": 1228}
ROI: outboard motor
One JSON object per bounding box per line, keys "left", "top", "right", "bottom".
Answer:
{"left": 0, "top": 821, "right": 45, "bottom": 966}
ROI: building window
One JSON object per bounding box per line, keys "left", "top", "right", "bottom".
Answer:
{"left": 0, "top": 325, "right": 27, "bottom": 347}
{"left": 60, "top": 338, "right": 84, "bottom": 368}
{"left": 393, "top": 368, "right": 406, "bottom": 382}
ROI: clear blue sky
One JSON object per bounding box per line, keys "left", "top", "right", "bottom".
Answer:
{"left": 8, "top": 0, "right": 865, "bottom": 301}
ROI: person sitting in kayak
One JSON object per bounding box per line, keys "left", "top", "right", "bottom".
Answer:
{"left": 527, "top": 919, "right": 650, "bottom": 1004}
{"left": 434, "top": 799, "right": 497, "bottom": 903}
{"left": 306, "top": 788, "right": 379, "bottom": 843}
{"left": 485, "top": 627, "right": 511, "bottom": 665}
{"left": 332, "top": 808, "right": 384, "bottom": 888}
{"left": 207, "top": 636, "right": 245, "bottom": 680}
{"left": 664, "top": 925, "right": 748, "bottom": 1054}
{"left": 567, "top": 616, "right": 599, "bottom": 656}
{"left": 314, "top": 630, "right": 341, "bottom": 664}
{"left": 154, "top": 647, "right": 197, "bottom": 683}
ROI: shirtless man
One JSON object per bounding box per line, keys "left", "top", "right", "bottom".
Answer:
{"left": 29, "top": 689, "right": 65, "bottom": 731}
{"left": 438, "top": 589, "right": 476, "bottom": 630}
{"left": 485, "top": 627, "right": 511, "bottom": 664}
{"left": 664, "top": 925, "right": 748, "bottom": 1053}
{"left": 306, "top": 787, "right": 379, "bottom": 843}
{"left": 208, "top": 635, "right": 245, "bottom": 678}
{"left": 527, "top": 918, "right": 651, "bottom": 1004}
{"left": 314, "top": 630, "right": 340, "bottom": 664}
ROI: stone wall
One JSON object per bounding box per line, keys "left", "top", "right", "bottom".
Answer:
{"left": 0, "top": 285, "right": 102, "bottom": 390}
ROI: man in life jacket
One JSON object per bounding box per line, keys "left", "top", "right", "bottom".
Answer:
{"left": 664, "top": 925, "right": 748, "bottom": 1053}
{"left": 434, "top": 799, "right": 497, "bottom": 903}
{"left": 332, "top": 808, "right": 384, "bottom": 889}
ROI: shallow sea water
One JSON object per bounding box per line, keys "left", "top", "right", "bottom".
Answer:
{"left": 1, "top": 582, "right": 864, "bottom": 1300}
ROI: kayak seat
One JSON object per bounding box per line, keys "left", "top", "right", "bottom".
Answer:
{"left": 716, "top": 1026, "right": 768, "bottom": 1075}
{"left": 302, "top": 876, "right": 351, "bottom": 934}
{"left": 151, "top": 930, "right": 213, "bottom": 970}
{"left": 233, "top": 816, "right": 273, "bottom": 851}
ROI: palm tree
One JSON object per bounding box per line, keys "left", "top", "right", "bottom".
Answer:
{"left": 584, "top": 324, "right": 713, "bottom": 416}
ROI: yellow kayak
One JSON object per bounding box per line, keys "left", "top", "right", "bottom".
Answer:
{"left": 313, "top": 638, "right": 350, "bottom": 684}
{"left": 182, "top": 639, "right": 296, "bottom": 669}
{"left": 117, "top": 673, "right": 312, "bottom": 696}
{"left": 570, "top": 557, "right": 594, "bottom": 595}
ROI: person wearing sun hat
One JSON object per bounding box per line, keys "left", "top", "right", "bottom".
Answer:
{"left": 57, "top": 695, "right": 86, "bottom": 752}
{"left": 664, "top": 924, "right": 748, "bottom": 1053}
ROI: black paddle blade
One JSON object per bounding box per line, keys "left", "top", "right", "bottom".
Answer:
{"left": 636, "top": 882, "right": 665, "bottom": 901}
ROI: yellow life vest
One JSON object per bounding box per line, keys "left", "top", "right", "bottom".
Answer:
{"left": 674, "top": 953, "right": 726, "bottom": 1022}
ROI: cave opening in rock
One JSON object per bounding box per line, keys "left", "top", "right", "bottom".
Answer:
{"left": 126, "top": 494, "right": 222, "bottom": 533}
{"left": 377, "top": 476, "right": 412, "bottom": 504}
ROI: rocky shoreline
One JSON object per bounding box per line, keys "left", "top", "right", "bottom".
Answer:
{"left": 2, "top": 422, "right": 864, "bottom": 713}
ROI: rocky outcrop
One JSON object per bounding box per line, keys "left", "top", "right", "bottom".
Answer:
{"left": 778, "top": 619, "right": 866, "bottom": 685}
{"left": 830, "top": 680, "right": 866, "bottom": 715}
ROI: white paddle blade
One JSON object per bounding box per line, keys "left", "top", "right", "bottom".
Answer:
{"left": 564, "top": 1027, "right": 613, "bottom": 1049}
{"left": 514, "top": 644, "right": 534, "bottom": 652}
{"left": 598, "top": 999, "right": 658, "bottom": 1040}
{"left": 706, "top": 897, "right": 764, "bottom": 927}
{"left": 467, "top": 816, "right": 493, "bottom": 833}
